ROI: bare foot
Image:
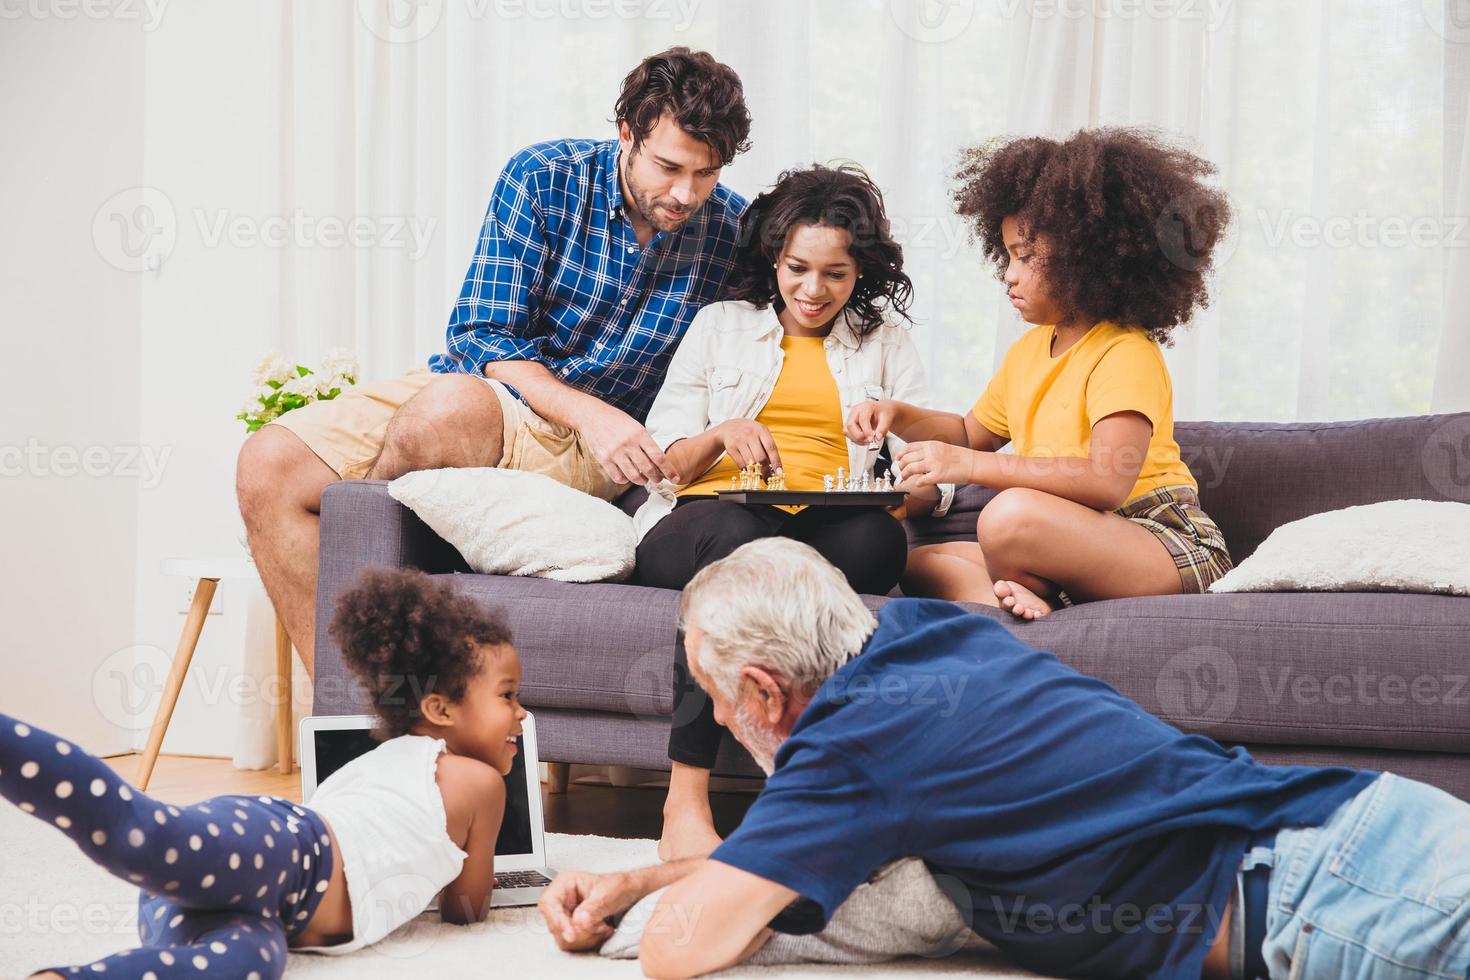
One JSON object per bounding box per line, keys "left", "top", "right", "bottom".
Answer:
{"left": 657, "top": 806, "right": 723, "bottom": 861}
{"left": 993, "top": 580, "right": 1053, "bottom": 620}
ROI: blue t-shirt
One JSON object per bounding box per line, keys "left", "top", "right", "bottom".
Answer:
{"left": 711, "top": 600, "right": 1375, "bottom": 979}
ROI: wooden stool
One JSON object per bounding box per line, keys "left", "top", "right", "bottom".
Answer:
{"left": 137, "top": 557, "right": 296, "bottom": 790}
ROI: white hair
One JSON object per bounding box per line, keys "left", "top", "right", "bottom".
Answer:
{"left": 678, "top": 538, "right": 879, "bottom": 704}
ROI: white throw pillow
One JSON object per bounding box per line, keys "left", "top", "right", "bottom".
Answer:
{"left": 388, "top": 468, "right": 636, "bottom": 583}
{"left": 1208, "top": 499, "right": 1470, "bottom": 596}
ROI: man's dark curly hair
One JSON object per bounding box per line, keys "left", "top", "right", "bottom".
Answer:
{"left": 614, "top": 47, "right": 752, "bottom": 166}
{"left": 953, "top": 127, "right": 1232, "bottom": 345}
{"left": 329, "top": 568, "right": 513, "bottom": 739}
{"left": 720, "top": 163, "right": 914, "bottom": 340}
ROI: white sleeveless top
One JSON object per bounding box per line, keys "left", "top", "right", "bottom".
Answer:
{"left": 298, "top": 734, "right": 468, "bottom": 954}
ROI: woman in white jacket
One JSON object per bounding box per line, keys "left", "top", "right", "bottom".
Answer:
{"left": 632, "top": 164, "right": 952, "bottom": 861}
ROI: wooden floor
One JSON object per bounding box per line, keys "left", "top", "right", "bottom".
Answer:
{"left": 104, "top": 755, "right": 756, "bottom": 840}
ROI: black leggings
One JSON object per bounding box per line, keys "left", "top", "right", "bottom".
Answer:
{"left": 634, "top": 498, "right": 909, "bottom": 769}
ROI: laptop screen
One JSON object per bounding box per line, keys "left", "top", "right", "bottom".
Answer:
{"left": 308, "top": 727, "right": 534, "bottom": 859}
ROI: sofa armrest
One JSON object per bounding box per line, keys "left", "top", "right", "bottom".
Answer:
{"left": 312, "top": 480, "right": 469, "bottom": 714}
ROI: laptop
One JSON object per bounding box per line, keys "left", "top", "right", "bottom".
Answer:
{"left": 299, "top": 712, "right": 555, "bottom": 907}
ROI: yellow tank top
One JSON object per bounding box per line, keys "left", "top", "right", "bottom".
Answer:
{"left": 681, "top": 335, "right": 850, "bottom": 507}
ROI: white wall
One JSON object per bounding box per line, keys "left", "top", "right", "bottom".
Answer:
{"left": 131, "top": 1, "right": 277, "bottom": 757}
{"left": 0, "top": 12, "right": 146, "bottom": 753}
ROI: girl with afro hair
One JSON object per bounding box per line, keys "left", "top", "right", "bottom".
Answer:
{"left": 0, "top": 568, "right": 524, "bottom": 977}
{"left": 847, "top": 127, "right": 1234, "bottom": 617}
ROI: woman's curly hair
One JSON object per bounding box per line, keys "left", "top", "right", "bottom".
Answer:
{"left": 953, "top": 127, "right": 1232, "bottom": 346}
{"left": 720, "top": 163, "right": 914, "bottom": 340}
{"left": 329, "top": 568, "right": 513, "bottom": 739}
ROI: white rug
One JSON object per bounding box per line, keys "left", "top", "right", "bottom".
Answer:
{"left": 0, "top": 804, "right": 1036, "bottom": 978}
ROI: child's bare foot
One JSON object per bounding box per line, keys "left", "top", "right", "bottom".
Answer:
{"left": 657, "top": 806, "right": 723, "bottom": 861}
{"left": 993, "top": 580, "right": 1053, "bottom": 620}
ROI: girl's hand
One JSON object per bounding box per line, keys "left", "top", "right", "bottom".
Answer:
{"left": 897, "top": 441, "right": 972, "bottom": 488}
{"left": 717, "top": 419, "right": 782, "bottom": 476}
{"left": 845, "top": 400, "right": 895, "bottom": 446}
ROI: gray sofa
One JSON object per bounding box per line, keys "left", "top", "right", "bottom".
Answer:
{"left": 313, "top": 412, "right": 1470, "bottom": 801}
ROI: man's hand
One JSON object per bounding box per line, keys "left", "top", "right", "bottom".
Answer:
{"left": 897, "top": 441, "right": 975, "bottom": 488}
{"left": 580, "top": 402, "right": 678, "bottom": 486}
{"left": 717, "top": 419, "right": 782, "bottom": 476}
{"left": 538, "top": 870, "right": 639, "bottom": 952}
{"left": 845, "top": 399, "right": 895, "bottom": 446}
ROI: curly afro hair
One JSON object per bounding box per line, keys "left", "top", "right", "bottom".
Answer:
{"left": 953, "top": 127, "right": 1232, "bottom": 346}
{"left": 721, "top": 163, "right": 914, "bottom": 340}
{"left": 329, "top": 568, "right": 513, "bottom": 739}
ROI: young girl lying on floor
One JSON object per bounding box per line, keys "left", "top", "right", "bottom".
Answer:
{"left": 849, "top": 127, "right": 1235, "bottom": 618}
{"left": 2, "top": 568, "right": 522, "bottom": 978}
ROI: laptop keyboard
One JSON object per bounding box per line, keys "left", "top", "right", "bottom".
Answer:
{"left": 495, "top": 870, "right": 552, "bottom": 890}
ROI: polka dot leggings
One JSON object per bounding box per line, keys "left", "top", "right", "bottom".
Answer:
{"left": 0, "top": 713, "right": 335, "bottom": 979}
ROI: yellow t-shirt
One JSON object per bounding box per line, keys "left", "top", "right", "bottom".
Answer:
{"left": 971, "top": 322, "right": 1197, "bottom": 502}
{"left": 681, "top": 335, "right": 849, "bottom": 505}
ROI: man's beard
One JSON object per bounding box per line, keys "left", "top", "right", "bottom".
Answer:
{"left": 625, "top": 165, "right": 697, "bottom": 233}
{"left": 731, "top": 703, "right": 785, "bottom": 776}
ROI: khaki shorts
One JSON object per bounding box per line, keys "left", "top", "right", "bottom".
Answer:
{"left": 270, "top": 368, "right": 621, "bottom": 500}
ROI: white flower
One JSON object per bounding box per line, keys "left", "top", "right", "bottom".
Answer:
{"left": 240, "top": 386, "right": 273, "bottom": 416}
{"left": 250, "top": 352, "right": 294, "bottom": 387}
{"left": 283, "top": 374, "right": 318, "bottom": 399}
{"left": 317, "top": 349, "right": 358, "bottom": 385}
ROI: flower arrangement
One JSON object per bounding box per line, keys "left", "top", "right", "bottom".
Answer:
{"left": 238, "top": 349, "right": 358, "bottom": 432}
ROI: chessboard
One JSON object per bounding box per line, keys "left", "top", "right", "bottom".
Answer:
{"left": 715, "top": 489, "right": 907, "bottom": 507}
{"left": 715, "top": 462, "right": 905, "bottom": 507}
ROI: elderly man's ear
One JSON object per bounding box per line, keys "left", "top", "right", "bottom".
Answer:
{"left": 739, "top": 666, "right": 787, "bottom": 725}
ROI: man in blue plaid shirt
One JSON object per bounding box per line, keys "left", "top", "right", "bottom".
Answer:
{"left": 238, "top": 48, "right": 752, "bottom": 671}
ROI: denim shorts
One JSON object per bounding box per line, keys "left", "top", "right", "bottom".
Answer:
{"left": 1259, "top": 772, "right": 1470, "bottom": 978}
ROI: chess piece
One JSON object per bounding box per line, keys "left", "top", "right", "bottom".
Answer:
{"left": 823, "top": 474, "right": 835, "bottom": 492}
{"left": 836, "top": 467, "right": 845, "bottom": 491}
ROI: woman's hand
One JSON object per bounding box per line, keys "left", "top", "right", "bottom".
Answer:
{"left": 845, "top": 400, "right": 896, "bottom": 446}
{"left": 897, "top": 441, "right": 975, "bottom": 488}
{"left": 717, "top": 419, "right": 782, "bottom": 476}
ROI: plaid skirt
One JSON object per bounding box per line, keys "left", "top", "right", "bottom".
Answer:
{"left": 1117, "top": 485, "right": 1234, "bottom": 595}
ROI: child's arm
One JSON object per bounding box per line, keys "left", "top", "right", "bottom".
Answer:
{"left": 847, "top": 400, "right": 1009, "bottom": 453}
{"left": 898, "top": 411, "right": 1151, "bottom": 512}
{"left": 436, "top": 753, "right": 508, "bottom": 924}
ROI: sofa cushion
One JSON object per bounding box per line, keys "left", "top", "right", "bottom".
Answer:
{"left": 1177, "top": 413, "right": 1470, "bottom": 561}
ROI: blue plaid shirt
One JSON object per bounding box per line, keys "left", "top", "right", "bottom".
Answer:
{"left": 429, "top": 138, "right": 747, "bottom": 422}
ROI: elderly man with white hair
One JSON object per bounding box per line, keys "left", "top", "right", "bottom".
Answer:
{"left": 538, "top": 538, "right": 1470, "bottom": 980}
